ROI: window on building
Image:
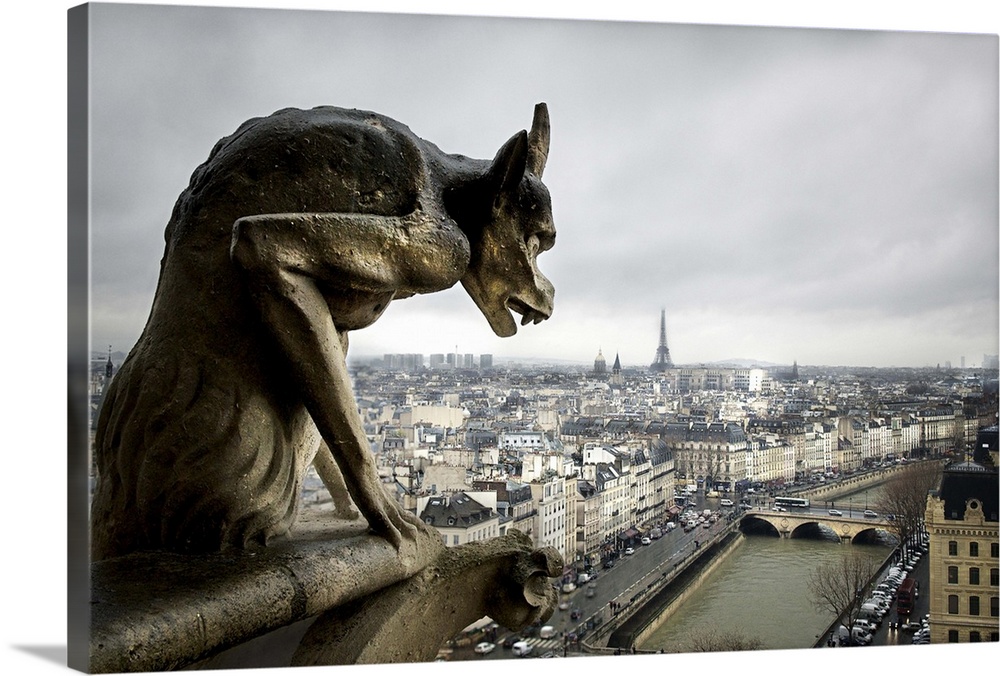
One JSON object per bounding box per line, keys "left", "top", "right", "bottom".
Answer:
{"left": 971, "top": 567, "right": 981, "bottom": 585}
{"left": 948, "top": 630, "right": 959, "bottom": 643}
{"left": 969, "top": 631, "right": 981, "bottom": 643}
{"left": 991, "top": 632, "right": 999, "bottom": 642}
{"left": 948, "top": 566, "right": 959, "bottom": 584}
{"left": 992, "top": 596, "right": 999, "bottom": 618}
{"left": 992, "top": 568, "right": 999, "bottom": 586}
{"left": 948, "top": 595, "right": 959, "bottom": 614}
{"left": 949, "top": 540, "right": 958, "bottom": 556}
{"left": 970, "top": 596, "right": 980, "bottom": 616}
{"left": 992, "top": 542, "right": 999, "bottom": 557}
{"left": 971, "top": 541, "right": 980, "bottom": 557}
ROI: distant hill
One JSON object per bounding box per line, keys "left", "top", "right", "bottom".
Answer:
{"left": 700, "top": 358, "right": 782, "bottom": 369}
{"left": 350, "top": 353, "right": 786, "bottom": 370}
{"left": 91, "top": 350, "right": 128, "bottom": 364}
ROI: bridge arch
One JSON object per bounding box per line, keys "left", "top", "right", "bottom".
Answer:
{"left": 738, "top": 511, "right": 893, "bottom": 544}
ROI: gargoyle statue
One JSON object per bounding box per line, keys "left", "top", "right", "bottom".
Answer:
{"left": 91, "top": 103, "right": 556, "bottom": 566}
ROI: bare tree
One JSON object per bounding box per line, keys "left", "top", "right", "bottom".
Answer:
{"left": 685, "top": 628, "right": 764, "bottom": 652}
{"left": 807, "top": 551, "right": 880, "bottom": 632}
{"left": 873, "top": 460, "right": 942, "bottom": 551}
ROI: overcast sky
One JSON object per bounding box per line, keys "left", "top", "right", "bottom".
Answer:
{"left": 85, "top": 2, "right": 998, "bottom": 369}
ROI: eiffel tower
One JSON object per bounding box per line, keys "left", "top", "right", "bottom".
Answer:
{"left": 650, "top": 309, "right": 674, "bottom": 372}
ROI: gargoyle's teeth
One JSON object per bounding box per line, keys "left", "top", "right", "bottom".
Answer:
{"left": 507, "top": 298, "right": 549, "bottom": 327}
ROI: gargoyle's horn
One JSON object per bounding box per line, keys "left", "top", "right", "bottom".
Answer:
{"left": 527, "top": 102, "right": 550, "bottom": 177}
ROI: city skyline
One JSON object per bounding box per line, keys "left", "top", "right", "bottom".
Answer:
{"left": 85, "top": 4, "right": 998, "bottom": 371}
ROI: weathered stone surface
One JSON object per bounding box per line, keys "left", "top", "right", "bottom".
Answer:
{"left": 90, "top": 524, "right": 561, "bottom": 672}
{"left": 292, "top": 530, "right": 562, "bottom": 665}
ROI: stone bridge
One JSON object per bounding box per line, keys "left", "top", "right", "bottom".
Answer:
{"left": 740, "top": 509, "right": 892, "bottom": 543}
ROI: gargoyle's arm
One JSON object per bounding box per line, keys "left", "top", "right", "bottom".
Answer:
{"left": 232, "top": 211, "right": 470, "bottom": 295}
{"left": 229, "top": 211, "right": 467, "bottom": 549}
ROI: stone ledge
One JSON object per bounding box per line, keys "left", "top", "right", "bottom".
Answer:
{"left": 90, "top": 515, "right": 442, "bottom": 673}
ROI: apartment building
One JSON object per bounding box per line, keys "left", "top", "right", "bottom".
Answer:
{"left": 663, "top": 421, "right": 747, "bottom": 491}
{"left": 924, "top": 460, "right": 999, "bottom": 643}
{"left": 576, "top": 480, "right": 603, "bottom": 567}
{"left": 593, "top": 463, "right": 629, "bottom": 548}
{"left": 417, "top": 492, "right": 501, "bottom": 548}
{"left": 530, "top": 475, "right": 569, "bottom": 562}
{"left": 746, "top": 434, "right": 795, "bottom": 485}
{"left": 472, "top": 478, "right": 535, "bottom": 539}
{"left": 918, "top": 406, "right": 962, "bottom": 454}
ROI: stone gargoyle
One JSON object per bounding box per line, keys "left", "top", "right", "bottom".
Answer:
{"left": 90, "top": 103, "right": 556, "bottom": 571}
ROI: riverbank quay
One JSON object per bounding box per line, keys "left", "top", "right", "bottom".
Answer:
{"left": 791, "top": 459, "right": 941, "bottom": 504}
{"left": 579, "top": 520, "right": 742, "bottom": 655}
{"left": 619, "top": 532, "right": 744, "bottom": 651}
{"left": 811, "top": 546, "right": 898, "bottom": 648}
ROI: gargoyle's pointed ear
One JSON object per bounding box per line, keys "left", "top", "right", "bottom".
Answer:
{"left": 527, "top": 103, "right": 549, "bottom": 177}
{"left": 484, "top": 130, "right": 528, "bottom": 203}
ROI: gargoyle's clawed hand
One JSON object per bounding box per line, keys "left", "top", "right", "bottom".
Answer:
{"left": 354, "top": 485, "right": 434, "bottom": 573}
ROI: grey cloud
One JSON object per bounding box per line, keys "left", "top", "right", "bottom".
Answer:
{"left": 86, "top": 5, "right": 998, "bottom": 367}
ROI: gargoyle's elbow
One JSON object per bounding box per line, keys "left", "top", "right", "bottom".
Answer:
{"left": 230, "top": 217, "right": 266, "bottom": 273}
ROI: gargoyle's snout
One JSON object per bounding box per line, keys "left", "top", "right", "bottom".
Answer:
{"left": 508, "top": 282, "right": 554, "bottom": 327}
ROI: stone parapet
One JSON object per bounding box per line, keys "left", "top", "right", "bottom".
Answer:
{"left": 90, "top": 516, "right": 561, "bottom": 672}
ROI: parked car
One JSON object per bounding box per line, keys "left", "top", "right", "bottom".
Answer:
{"left": 640, "top": 537, "right": 652, "bottom": 546}
{"left": 474, "top": 642, "right": 496, "bottom": 655}
{"left": 853, "top": 619, "right": 877, "bottom": 634}
{"left": 624, "top": 547, "right": 635, "bottom": 556}
{"left": 860, "top": 603, "right": 884, "bottom": 622}
{"left": 851, "top": 626, "right": 873, "bottom": 645}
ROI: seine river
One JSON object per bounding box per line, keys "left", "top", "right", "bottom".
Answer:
{"left": 638, "top": 532, "right": 889, "bottom": 653}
